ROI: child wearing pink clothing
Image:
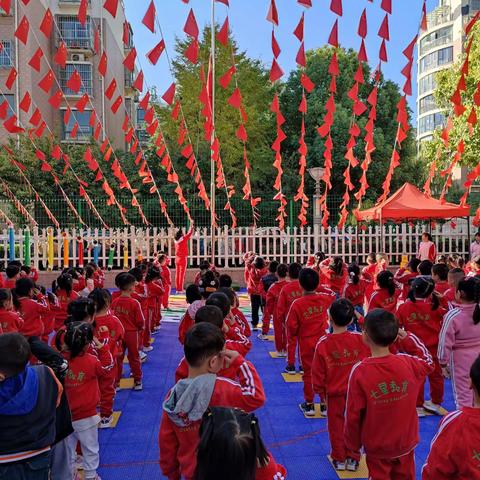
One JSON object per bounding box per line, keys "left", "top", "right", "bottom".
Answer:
{"left": 438, "top": 277, "right": 480, "bottom": 408}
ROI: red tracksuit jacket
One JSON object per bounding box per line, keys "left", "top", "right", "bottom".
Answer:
{"left": 256, "top": 457, "right": 287, "bottom": 480}
{"left": 95, "top": 312, "right": 125, "bottom": 357}
{"left": 265, "top": 279, "right": 288, "bottom": 322}
{"left": 344, "top": 280, "right": 369, "bottom": 307}
{"left": 231, "top": 307, "right": 251, "bottom": 337}
{"left": 312, "top": 331, "right": 370, "bottom": 399}
{"left": 245, "top": 263, "right": 268, "bottom": 296}
{"left": 159, "top": 355, "right": 265, "bottom": 480}
{"left": 396, "top": 298, "right": 446, "bottom": 351}
{"left": 53, "top": 289, "right": 79, "bottom": 330}
{"left": 17, "top": 296, "right": 50, "bottom": 337}
{"left": 434, "top": 281, "right": 450, "bottom": 296}
{"left": 0, "top": 308, "right": 23, "bottom": 333}
{"left": 344, "top": 340, "right": 434, "bottom": 459}
{"left": 111, "top": 296, "right": 145, "bottom": 332}
{"left": 421, "top": 407, "right": 480, "bottom": 480}
{"left": 394, "top": 268, "right": 418, "bottom": 299}
{"left": 146, "top": 280, "right": 164, "bottom": 309}
{"left": 367, "top": 288, "right": 400, "bottom": 313}
{"left": 174, "top": 227, "right": 193, "bottom": 257}
{"left": 224, "top": 324, "right": 252, "bottom": 357}
{"left": 276, "top": 280, "right": 303, "bottom": 324}
{"left": 64, "top": 344, "right": 113, "bottom": 421}
{"left": 320, "top": 260, "right": 348, "bottom": 293}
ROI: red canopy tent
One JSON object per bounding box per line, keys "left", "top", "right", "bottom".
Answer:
{"left": 354, "top": 182, "right": 470, "bottom": 222}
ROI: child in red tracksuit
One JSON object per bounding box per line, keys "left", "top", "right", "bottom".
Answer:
{"left": 244, "top": 253, "right": 268, "bottom": 331}
{"left": 111, "top": 273, "right": 145, "bottom": 391}
{"left": 422, "top": 355, "right": 480, "bottom": 480}
{"left": 344, "top": 263, "right": 370, "bottom": 328}
{"left": 313, "top": 299, "right": 370, "bottom": 471}
{"left": 231, "top": 291, "right": 251, "bottom": 337}
{"left": 195, "top": 407, "right": 286, "bottom": 480}
{"left": 394, "top": 258, "right": 421, "bottom": 300}
{"left": 396, "top": 276, "right": 446, "bottom": 416}
{"left": 432, "top": 263, "right": 450, "bottom": 296}
{"left": 320, "top": 257, "right": 348, "bottom": 295}
{"left": 158, "top": 254, "right": 171, "bottom": 309}
{"left": 442, "top": 267, "right": 464, "bottom": 307}
{"left": 262, "top": 264, "right": 288, "bottom": 351}
{"left": 63, "top": 321, "right": 113, "bottom": 480}
{"left": 344, "top": 309, "right": 434, "bottom": 480}
{"left": 89, "top": 288, "right": 125, "bottom": 427}
{"left": 159, "top": 322, "right": 265, "bottom": 480}
{"left": 286, "top": 268, "right": 336, "bottom": 415}
{"left": 52, "top": 273, "right": 79, "bottom": 330}
{"left": 178, "top": 285, "right": 203, "bottom": 344}
{"left": 0, "top": 288, "right": 23, "bottom": 333}
{"left": 143, "top": 267, "right": 164, "bottom": 352}
{"left": 4, "top": 263, "right": 20, "bottom": 289}
{"left": 367, "top": 270, "right": 400, "bottom": 313}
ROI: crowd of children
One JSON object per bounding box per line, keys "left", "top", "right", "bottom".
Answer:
{"left": 1, "top": 236, "right": 480, "bottom": 480}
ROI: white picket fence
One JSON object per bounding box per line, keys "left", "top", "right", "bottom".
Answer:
{"left": 0, "top": 219, "right": 476, "bottom": 270}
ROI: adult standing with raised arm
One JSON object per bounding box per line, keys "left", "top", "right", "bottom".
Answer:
{"left": 174, "top": 223, "right": 194, "bottom": 294}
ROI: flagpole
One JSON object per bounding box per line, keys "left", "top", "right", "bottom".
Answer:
{"left": 210, "top": 0, "right": 216, "bottom": 265}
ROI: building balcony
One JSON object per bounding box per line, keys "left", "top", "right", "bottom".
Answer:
{"left": 426, "top": 5, "right": 452, "bottom": 29}
{"left": 59, "top": 63, "right": 93, "bottom": 96}
{"left": 56, "top": 15, "right": 93, "bottom": 51}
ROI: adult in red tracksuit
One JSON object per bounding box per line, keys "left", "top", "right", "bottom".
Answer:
{"left": 313, "top": 301, "right": 370, "bottom": 465}
{"left": 286, "top": 268, "right": 335, "bottom": 412}
{"left": 264, "top": 271, "right": 288, "bottom": 351}
{"left": 344, "top": 310, "right": 434, "bottom": 480}
{"left": 396, "top": 276, "right": 446, "bottom": 413}
{"left": 244, "top": 254, "right": 268, "bottom": 329}
{"left": 174, "top": 225, "right": 194, "bottom": 293}
{"left": 110, "top": 275, "right": 145, "bottom": 387}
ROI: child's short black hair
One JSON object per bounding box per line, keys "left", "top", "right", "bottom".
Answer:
{"left": 364, "top": 309, "right": 399, "bottom": 347}
{"left": 199, "top": 260, "right": 211, "bottom": 271}
{"left": 67, "top": 297, "right": 96, "bottom": 323}
{"left": 0, "top": 288, "right": 12, "bottom": 309}
{"left": 0, "top": 333, "right": 30, "bottom": 377}
{"left": 299, "top": 268, "right": 319, "bottom": 292}
{"left": 288, "top": 262, "right": 302, "bottom": 280}
{"left": 470, "top": 355, "right": 480, "bottom": 396}
{"left": 276, "top": 263, "right": 288, "bottom": 278}
{"left": 128, "top": 267, "right": 143, "bottom": 282}
{"left": 432, "top": 263, "right": 449, "bottom": 281}
{"left": 217, "top": 287, "right": 235, "bottom": 307}
{"left": 5, "top": 264, "right": 20, "bottom": 279}
{"left": 407, "top": 257, "right": 421, "bottom": 272}
{"left": 8, "top": 260, "right": 22, "bottom": 269}
{"left": 330, "top": 298, "right": 355, "bottom": 327}
{"left": 186, "top": 284, "right": 202, "bottom": 304}
{"left": 64, "top": 321, "right": 94, "bottom": 359}
{"left": 268, "top": 260, "right": 279, "bottom": 274}
{"left": 20, "top": 265, "right": 31, "bottom": 275}
{"left": 14, "top": 277, "right": 35, "bottom": 297}
{"left": 254, "top": 256, "right": 266, "bottom": 270}
{"left": 218, "top": 274, "right": 232, "bottom": 288}
{"left": 206, "top": 292, "right": 231, "bottom": 318}
{"left": 88, "top": 288, "right": 111, "bottom": 312}
{"left": 116, "top": 273, "right": 136, "bottom": 291}
{"left": 418, "top": 260, "right": 433, "bottom": 276}
{"left": 184, "top": 323, "right": 225, "bottom": 368}
{"left": 145, "top": 266, "right": 161, "bottom": 283}
{"left": 195, "top": 305, "right": 224, "bottom": 329}
{"left": 198, "top": 270, "right": 219, "bottom": 299}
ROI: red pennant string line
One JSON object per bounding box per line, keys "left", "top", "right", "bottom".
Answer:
{"left": 0, "top": 205, "right": 14, "bottom": 226}
{"left": 0, "top": 176, "right": 37, "bottom": 226}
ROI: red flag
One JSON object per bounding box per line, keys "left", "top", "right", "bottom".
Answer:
{"left": 132, "top": 70, "right": 144, "bottom": 91}
{"left": 217, "top": 16, "right": 229, "bottom": 46}
{"left": 420, "top": 0, "right": 427, "bottom": 31}
{"left": 29, "top": 108, "right": 41, "bottom": 126}
{"left": 328, "top": 20, "right": 338, "bottom": 48}
{"left": 296, "top": 43, "right": 306, "bottom": 67}
{"left": 378, "top": 14, "right": 390, "bottom": 41}
{"left": 147, "top": 39, "right": 165, "bottom": 65}
{"left": 0, "top": 0, "right": 11, "bottom": 15}
{"left": 67, "top": 69, "right": 82, "bottom": 93}
{"left": 123, "top": 47, "right": 137, "bottom": 72}
{"left": 75, "top": 93, "right": 89, "bottom": 113}
{"left": 330, "top": 0, "right": 342, "bottom": 15}
{"left": 358, "top": 39, "right": 368, "bottom": 62}
{"left": 219, "top": 65, "right": 236, "bottom": 89}
{"left": 123, "top": 21, "right": 130, "bottom": 46}
{"left": 111, "top": 96, "right": 122, "bottom": 114}
{"left": 468, "top": 107, "right": 477, "bottom": 126}
{"left": 379, "top": 39, "right": 388, "bottom": 62}
{"left": 105, "top": 79, "right": 117, "bottom": 100}
{"left": 142, "top": 0, "right": 156, "bottom": 33}
{"left": 402, "top": 35, "right": 417, "bottom": 59}
{"left": 139, "top": 92, "right": 150, "bottom": 110}
{"left": 184, "top": 39, "right": 199, "bottom": 64}
{"left": 297, "top": 0, "right": 312, "bottom": 6}
{"left": 19, "top": 92, "right": 31, "bottom": 112}
{"left": 300, "top": 73, "right": 315, "bottom": 93}
{"left": 216, "top": 0, "right": 229, "bottom": 4}
{"left": 266, "top": 0, "right": 279, "bottom": 26}
{"left": 51, "top": 145, "right": 61, "bottom": 160}
{"left": 48, "top": 90, "right": 63, "bottom": 109}
{"left": 28, "top": 47, "right": 43, "bottom": 72}
{"left": 98, "top": 52, "right": 107, "bottom": 77}
{"left": 293, "top": 13, "right": 304, "bottom": 42}
{"left": 5, "top": 67, "right": 17, "bottom": 90}
{"left": 103, "top": 0, "right": 118, "bottom": 18}
{"left": 162, "top": 83, "right": 176, "bottom": 105}
{"left": 39, "top": 9, "right": 53, "bottom": 38}
{"left": 271, "top": 31, "right": 281, "bottom": 58}
{"left": 228, "top": 88, "right": 242, "bottom": 109}
{"left": 38, "top": 70, "right": 54, "bottom": 93}
{"left": 381, "top": 0, "right": 392, "bottom": 13}
{"left": 236, "top": 124, "right": 248, "bottom": 142}
{"left": 14, "top": 15, "right": 29, "bottom": 45}
{"left": 78, "top": 0, "right": 88, "bottom": 26}
{"left": 358, "top": 9, "right": 367, "bottom": 38}
{"left": 0, "top": 101, "right": 8, "bottom": 120}
{"left": 54, "top": 42, "right": 68, "bottom": 68}
{"left": 64, "top": 107, "right": 71, "bottom": 125}
{"left": 269, "top": 59, "right": 284, "bottom": 83}
{"left": 94, "top": 27, "right": 100, "bottom": 54}
{"left": 184, "top": 9, "right": 199, "bottom": 39}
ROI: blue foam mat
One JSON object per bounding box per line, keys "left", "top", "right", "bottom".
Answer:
{"left": 98, "top": 301, "right": 455, "bottom": 480}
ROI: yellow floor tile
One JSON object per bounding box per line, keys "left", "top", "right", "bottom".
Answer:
{"left": 119, "top": 378, "right": 135, "bottom": 389}
{"left": 265, "top": 335, "right": 274, "bottom": 342}
{"left": 423, "top": 406, "right": 449, "bottom": 416}
{"left": 109, "top": 411, "right": 122, "bottom": 427}
{"left": 281, "top": 372, "right": 303, "bottom": 383}
{"left": 269, "top": 351, "right": 286, "bottom": 359}
{"left": 328, "top": 455, "right": 369, "bottom": 479}
{"left": 299, "top": 403, "right": 327, "bottom": 419}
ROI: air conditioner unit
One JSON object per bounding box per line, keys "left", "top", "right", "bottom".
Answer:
{"left": 71, "top": 53, "right": 85, "bottom": 62}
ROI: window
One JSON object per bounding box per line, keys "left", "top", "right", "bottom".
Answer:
{"left": 61, "top": 110, "right": 92, "bottom": 141}
{"left": 419, "top": 73, "right": 437, "bottom": 95}
{"left": 57, "top": 16, "right": 91, "bottom": 49}
{"left": 136, "top": 108, "right": 145, "bottom": 125}
{"left": 419, "top": 46, "right": 453, "bottom": 73}
{"left": 59, "top": 63, "right": 93, "bottom": 96}
{"left": 419, "top": 95, "right": 438, "bottom": 115}
{"left": 136, "top": 129, "right": 149, "bottom": 144}
{"left": 418, "top": 112, "right": 445, "bottom": 135}
{"left": 124, "top": 69, "right": 134, "bottom": 88}
{"left": 420, "top": 26, "right": 452, "bottom": 55}
{"left": 0, "top": 41, "right": 13, "bottom": 67}
{"left": 472, "top": 0, "right": 480, "bottom": 11}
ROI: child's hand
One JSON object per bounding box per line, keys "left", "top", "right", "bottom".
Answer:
{"left": 397, "top": 328, "right": 407, "bottom": 340}
{"left": 221, "top": 349, "right": 239, "bottom": 368}
{"left": 93, "top": 337, "right": 104, "bottom": 349}
{"left": 441, "top": 365, "right": 451, "bottom": 378}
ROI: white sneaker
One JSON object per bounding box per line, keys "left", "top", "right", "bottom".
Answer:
{"left": 99, "top": 416, "right": 113, "bottom": 428}
{"left": 276, "top": 351, "right": 287, "bottom": 358}
{"left": 423, "top": 400, "right": 443, "bottom": 415}
{"left": 332, "top": 460, "right": 346, "bottom": 471}
{"left": 139, "top": 351, "right": 147, "bottom": 362}
{"left": 257, "top": 333, "right": 268, "bottom": 340}
{"left": 417, "top": 407, "right": 426, "bottom": 417}
{"left": 143, "top": 346, "right": 154, "bottom": 352}
{"left": 134, "top": 381, "right": 143, "bottom": 391}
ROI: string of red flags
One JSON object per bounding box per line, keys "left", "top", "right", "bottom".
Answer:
{"left": 0, "top": 176, "right": 37, "bottom": 227}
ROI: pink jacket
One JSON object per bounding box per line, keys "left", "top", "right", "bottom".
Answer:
{"left": 438, "top": 303, "right": 480, "bottom": 365}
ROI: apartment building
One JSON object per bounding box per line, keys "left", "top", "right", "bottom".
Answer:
{"left": 0, "top": 0, "right": 146, "bottom": 150}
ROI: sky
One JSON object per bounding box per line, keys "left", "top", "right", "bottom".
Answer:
{"left": 125, "top": 0, "right": 440, "bottom": 122}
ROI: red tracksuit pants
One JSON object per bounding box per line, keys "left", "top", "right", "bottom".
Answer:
{"left": 120, "top": 330, "right": 142, "bottom": 382}
{"left": 175, "top": 256, "right": 187, "bottom": 292}
{"left": 287, "top": 335, "right": 300, "bottom": 367}
{"left": 162, "top": 285, "right": 170, "bottom": 309}
{"left": 366, "top": 450, "right": 415, "bottom": 480}
{"left": 143, "top": 308, "right": 153, "bottom": 348}
{"left": 326, "top": 394, "right": 360, "bottom": 462}
{"left": 298, "top": 339, "right": 314, "bottom": 403}
{"left": 273, "top": 314, "right": 287, "bottom": 352}
{"left": 417, "top": 350, "right": 444, "bottom": 406}
{"left": 99, "top": 367, "right": 116, "bottom": 417}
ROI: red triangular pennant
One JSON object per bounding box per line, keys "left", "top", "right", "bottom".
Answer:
{"left": 142, "top": 0, "right": 156, "bottom": 33}
{"left": 14, "top": 15, "right": 29, "bottom": 45}
{"left": 39, "top": 8, "right": 53, "bottom": 38}
{"left": 28, "top": 47, "right": 43, "bottom": 72}
{"left": 146, "top": 39, "right": 165, "bottom": 65}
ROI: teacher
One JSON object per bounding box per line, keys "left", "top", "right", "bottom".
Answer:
{"left": 174, "top": 223, "right": 194, "bottom": 293}
{"left": 417, "top": 232, "right": 436, "bottom": 262}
